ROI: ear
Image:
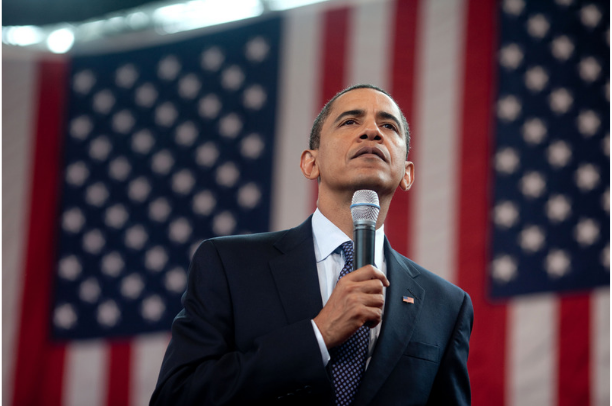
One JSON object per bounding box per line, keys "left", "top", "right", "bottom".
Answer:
{"left": 399, "top": 161, "right": 414, "bottom": 191}
{"left": 300, "top": 149, "right": 320, "bottom": 180}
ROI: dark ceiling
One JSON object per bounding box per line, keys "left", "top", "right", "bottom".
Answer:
{"left": 3, "top": 0, "right": 159, "bottom": 26}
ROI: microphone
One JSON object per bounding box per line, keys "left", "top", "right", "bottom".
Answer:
{"left": 350, "top": 190, "right": 380, "bottom": 269}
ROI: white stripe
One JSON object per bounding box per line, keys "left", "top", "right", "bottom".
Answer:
{"left": 271, "top": 8, "right": 322, "bottom": 231}
{"left": 412, "top": 0, "right": 465, "bottom": 282}
{"left": 591, "top": 288, "right": 610, "bottom": 406}
{"left": 2, "top": 52, "right": 38, "bottom": 406}
{"left": 64, "top": 341, "right": 107, "bottom": 406}
{"left": 131, "top": 333, "right": 171, "bottom": 406}
{"left": 346, "top": 0, "right": 393, "bottom": 89}
{"left": 508, "top": 295, "right": 557, "bottom": 406}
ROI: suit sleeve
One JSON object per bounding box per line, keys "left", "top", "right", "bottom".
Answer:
{"left": 427, "top": 292, "right": 474, "bottom": 406}
{"left": 150, "top": 240, "right": 333, "bottom": 405}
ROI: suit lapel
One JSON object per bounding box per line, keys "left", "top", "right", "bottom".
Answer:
{"left": 269, "top": 216, "right": 324, "bottom": 323}
{"left": 353, "top": 241, "right": 425, "bottom": 406}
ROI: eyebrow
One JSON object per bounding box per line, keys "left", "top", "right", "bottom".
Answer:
{"left": 333, "top": 109, "right": 402, "bottom": 131}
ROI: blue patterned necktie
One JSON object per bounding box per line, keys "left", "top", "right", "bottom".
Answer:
{"left": 330, "top": 241, "right": 370, "bottom": 406}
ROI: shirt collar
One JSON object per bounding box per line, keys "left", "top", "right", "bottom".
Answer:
{"left": 312, "top": 208, "right": 385, "bottom": 267}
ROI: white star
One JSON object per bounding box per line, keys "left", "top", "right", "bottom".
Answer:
{"left": 602, "top": 188, "right": 609, "bottom": 213}
{"left": 241, "top": 133, "right": 265, "bottom": 159}
{"left": 216, "top": 162, "right": 240, "bottom": 187}
{"left": 58, "top": 255, "right": 81, "bottom": 280}
{"left": 193, "top": 190, "right": 216, "bottom": 216}
{"left": 151, "top": 150, "right": 174, "bottom": 175}
{"left": 522, "top": 118, "right": 547, "bottom": 144}
{"left": 503, "top": 0, "right": 524, "bottom": 16}
{"left": 549, "top": 88, "right": 573, "bottom": 114}
{"left": 495, "top": 147, "right": 520, "bottom": 174}
{"left": 125, "top": 225, "right": 148, "bottom": 250}
{"left": 142, "top": 295, "right": 165, "bottom": 322}
{"left": 175, "top": 121, "right": 198, "bottom": 147}
{"left": 112, "top": 110, "right": 135, "bottom": 134}
{"left": 221, "top": 65, "right": 245, "bottom": 91}
{"left": 54, "top": 304, "right": 77, "bottom": 329}
{"left": 494, "top": 201, "right": 519, "bottom": 228}
{"left": 525, "top": 66, "right": 549, "bottom": 92}
{"left": 213, "top": 211, "right": 236, "bottom": 236}
{"left": 551, "top": 36, "right": 574, "bottom": 61}
{"left": 85, "top": 182, "right": 109, "bottom": 207}
{"left": 169, "top": 217, "right": 192, "bottom": 243}
{"left": 79, "top": 277, "right": 101, "bottom": 303}
{"left": 63, "top": 207, "right": 85, "bottom": 233}
{"left": 178, "top": 73, "right": 201, "bottom": 99}
{"left": 579, "top": 57, "right": 601, "bottom": 82}
{"left": 201, "top": 47, "right": 225, "bottom": 72}
{"left": 121, "top": 274, "right": 144, "bottom": 299}
{"left": 66, "top": 161, "right": 89, "bottom": 186}
{"left": 128, "top": 177, "right": 151, "bottom": 202}
{"left": 497, "top": 95, "right": 522, "bottom": 121}
{"left": 527, "top": 14, "right": 550, "bottom": 39}
{"left": 93, "top": 89, "right": 115, "bottom": 114}
{"left": 199, "top": 94, "right": 222, "bottom": 119}
{"left": 576, "top": 110, "right": 600, "bottom": 137}
{"left": 115, "top": 64, "right": 139, "bottom": 88}
{"left": 98, "top": 300, "right": 121, "bottom": 327}
{"left": 145, "top": 246, "right": 168, "bottom": 272}
{"left": 545, "top": 249, "right": 571, "bottom": 278}
{"left": 135, "top": 83, "right": 158, "bottom": 108}
{"left": 575, "top": 164, "right": 600, "bottom": 192}
{"left": 149, "top": 198, "right": 172, "bottom": 222}
{"left": 83, "top": 229, "right": 105, "bottom": 254}
{"left": 520, "top": 171, "right": 546, "bottom": 198}
{"left": 499, "top": 43, "right": 524, "bottom": 70}
{"left": 245, "top": 36, "right": 270, "bottom": 62}
{"left": 89, "top": 136, "right": 112, "bottom": 161}
{"left": 581, "top": 4, "right": 602, "bottom": 28}
{"left": 519, "top": 225, "right": 545, "bottom": 252}
{"left": 172, "top": 169, "right": 195, "bottom": 195}
{"left": 109, "top": 157, "right": 131, "bottom": 181}
{"left": 196, "top": 142, "right": 219, "bottom": 167}
{"left": 105, "top": 204, "right": 129, "bottom": 229}
{"left": 158, "top": 55, "right": 181, "bottom": 80}
{"left": 165, "top": 267, "right": 187, "bottom": 293}
{"left": 238, "top": 183, "right": 261, "bottom": 209}
{"left": 155, "top": 102, "right": 178, "bottom": 127}
{"left": 601, "top": 245, "right": 610, "bottom": 268}
{"left": 73, "top": 70, "right": 96, "bottom": 94}
{"left": 574, "top": 218, "right": 600, "bottom": 246}
{"left": 219, "top": 113, "right": 243, "bottom": 138}
{"left": 243, "top": 85, "right": 267, "bottom": 110}
{"left": 545, "top": 194, "right": 572, "bottom": 223}
{"left": 101, "top": 252, "right": 124, "bottom": 277}
{"left": 491, "top": 255, "right": 517, "bottom": 283}
{"left": 546, "top": 140, "right": 572, "bottom": 168}
{"left": 70, "top": 116, "right": 93, "bottom": 140}
{"left": 132, "top": 129, "right": 155, "bottom": 154}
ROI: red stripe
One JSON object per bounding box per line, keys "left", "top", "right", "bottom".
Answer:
{"left": 106, "top": 340, "right": 132, "bottom": 406}
{"left": 558, "top": 294, "right": 591, "bottom": 406}
{"left": 455, "top": 1, "right": 506, "bottom": 405}
{"left": 12, "top": 58, "right": 69, "bottom": 406}
{"left": 388, "top": 0, "right": 420, "bottom": 258}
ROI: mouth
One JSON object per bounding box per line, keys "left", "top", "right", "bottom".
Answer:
{"left": 352, "top": 146, "right": 387, "bottom": 162}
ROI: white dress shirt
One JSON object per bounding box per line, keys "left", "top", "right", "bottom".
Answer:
{"left": 310, "top": 208, "right": 387, "bottom": 368}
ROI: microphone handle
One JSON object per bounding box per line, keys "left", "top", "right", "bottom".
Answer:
{"left": 353, "top": 222, "right": 376, "bottom": 269}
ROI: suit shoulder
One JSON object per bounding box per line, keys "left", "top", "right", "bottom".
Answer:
{"left": 192, "top": 229, "right": 290, "bottom": 258}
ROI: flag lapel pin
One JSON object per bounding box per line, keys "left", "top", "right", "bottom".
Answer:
{"left": 402, "top": 296, "right": 414, "bottom": 304}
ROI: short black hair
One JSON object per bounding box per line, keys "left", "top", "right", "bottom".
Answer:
{"left": 309, "top": 84, "right": 410, "bottom": 154}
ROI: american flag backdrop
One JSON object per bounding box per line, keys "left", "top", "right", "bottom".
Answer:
{"left": 2, "top": 1, "right": 609, "bottom": 406}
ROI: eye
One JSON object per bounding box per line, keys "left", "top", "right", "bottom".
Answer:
{"left": 341, "top": 119, "right": 357, "bottom": 126}
{"left": 382, "top": 123, "right": 398, "bottom": 132}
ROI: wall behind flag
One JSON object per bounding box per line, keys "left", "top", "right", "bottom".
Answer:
{"left": 3, "top": 0, "right": 609, "bottom": 405}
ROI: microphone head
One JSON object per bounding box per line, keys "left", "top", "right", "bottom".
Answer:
{"left": 350, "top": 190, "right": 380, "bottom": 224}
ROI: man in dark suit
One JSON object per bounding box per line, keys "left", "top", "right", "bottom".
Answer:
{"left": 151, "top": 84, "right": 473, "bottom": 405}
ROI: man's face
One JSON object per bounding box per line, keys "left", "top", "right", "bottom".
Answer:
{"left": 313, "top": 88, "right": 410, "bottom": 196}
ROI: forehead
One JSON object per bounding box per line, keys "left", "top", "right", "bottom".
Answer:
{"left": 328, "top": 88, "right": 401, "bottom": 120}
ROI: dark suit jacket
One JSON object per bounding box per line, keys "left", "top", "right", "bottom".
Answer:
{"left": 151, "top": 217, "right": 473, "bottom": 405}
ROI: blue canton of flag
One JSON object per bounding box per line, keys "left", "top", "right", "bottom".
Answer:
{"left": 490, "top": 1, "right": 610, "bottom": 298}
{"left": 51, "top": 17, "right": 281, "bottom": 340}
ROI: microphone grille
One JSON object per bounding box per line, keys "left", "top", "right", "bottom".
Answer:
{"left": 351, "top": 190, "right": 380, "bottom": 223}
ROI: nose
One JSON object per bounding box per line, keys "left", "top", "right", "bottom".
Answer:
{"left": 359, "top": 120, "right": 383, "bottom": 142}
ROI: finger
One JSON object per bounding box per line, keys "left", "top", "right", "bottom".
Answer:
{"left": 347, "top": 266, "right": 390, "bottom": 286}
